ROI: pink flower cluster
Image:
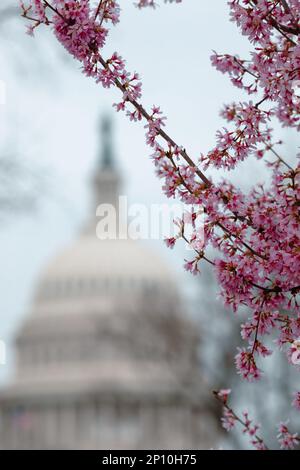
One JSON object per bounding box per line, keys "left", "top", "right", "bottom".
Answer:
{"left": 215, "top": 390, "right": 268, "bottom": 450}
{"left": 292, "top": 391, "right": 300, "bottom": 410}
{"left": 277, "top": 421, "right": 299, "bottom": 450}
{"left": 221, "top": 407, "right": 237, "bottom": 432}
{"left": 216, "top": 389, "right": 300, "bottom": 450}
{"left": 235, "top": 348, "right": 262, "bottom": 381}
{"left": 212, "top": 0, "right": 300, "bottom": 129}
{"left": 201, "top": 102, "right": 272, "bottom": 170}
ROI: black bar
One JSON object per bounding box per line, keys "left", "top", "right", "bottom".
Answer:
{"left": 0, "top": 450, "right": 295, "bottom": 465}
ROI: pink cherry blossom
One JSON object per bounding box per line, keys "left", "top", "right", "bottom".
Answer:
{"left": 214, "top": 390, "right": 268, "bottom": 450}
{"left": 292, "top": 392, "right": 300, "bottom": 411}
{"left": 235, "top": 348, "right": 262, "bottom": 381}
{"left": 277, "top": 421, "right": 299, "bottom": 450}
{"left": 216, "top": 389, "right": 231, "bottom": 405}
{"left": 290, "top": 338, "right": 300, "bottom": 365}
{"left": 221, "top": 407, "right": 237, "bottom": 431}
{"left": 164, "top": 237, "right": 176, "bottom": 249}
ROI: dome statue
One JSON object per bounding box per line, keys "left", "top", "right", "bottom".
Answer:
{"left": 0, "top": 117, "right": 218, "bottom": 450}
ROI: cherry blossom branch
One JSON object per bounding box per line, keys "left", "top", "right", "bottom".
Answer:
{"left": 20, "top": 1, "right": 300, "bottom": 447}
{"left": 233, "top": 57, "right": 259, "bottom": 79}
{"left": 249, "top": 0, "right": 299, "bottom": 42}
{"left": 95, "top": 55, "right": 290, "bottom": 277}
{"left": 263, "top": 143, "right": 293, "bottom": 170}
{"left": 43, "top": 0, "right": 65, "bottom": 21}
{"left": 21, "top": 2, "right": 298, "bottom": 270}
{"left": 213, "top": 390, "right": 269, "bottom": 450}
{"left": 214, "top": 389, "right": 300, "bottom": 450}
{"left": 280, "top": 0, "right": 291, "bottom": 14}
{"left": 97, "top": 55, "right": 212, "bottom": 187}
{"left": 95, "top": 0, "right": 104, "bottom": 20}
{"left": 99, "top": 55, "right": 287, "bottom": 268}
{"left": 23, "top": 3, "right": 289, "bottom": 285}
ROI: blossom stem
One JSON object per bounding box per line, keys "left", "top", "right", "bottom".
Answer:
{"left": 264, "top": 143, "right": 293, "bottom": 170}
{"left": 98, "top": 54, "right": 212, "bottom": 188}
{"left": 213, "top": 391, "right": 269, "bottom": 450}
{"left": 233, "top": 57, "right": 259, "bottom": 79}
{"left": 98, "top": 55, "right": 276, "bottom": 265}
{"left": 43, "top": 0, "right": 65, "bottom": 22}
{"left": 95, "top": 0, "right": 104, "bottom": 20}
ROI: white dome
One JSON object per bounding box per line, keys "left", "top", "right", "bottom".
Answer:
{"left": 16, "top": 233, "right": 193, "bottom": 388}
{"left": 13, "top": 133, "right": 190, "bottom": 387}
{"left": 32, "top": 234, "right": 180, "bottom": 317}
{"left": 42, "top": 235, "right": 174, "bottom": 281}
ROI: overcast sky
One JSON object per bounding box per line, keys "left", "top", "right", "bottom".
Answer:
{"left": 0, "top": 1, "right": 296, "bottom": 384}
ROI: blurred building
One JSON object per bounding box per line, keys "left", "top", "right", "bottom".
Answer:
{"left": 0, "top": 118, "right": 217, "bottom": 449}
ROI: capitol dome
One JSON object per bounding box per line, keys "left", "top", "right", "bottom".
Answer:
{"left": 34, "top": 236, "right": 180, "bottom": 318}
{"left": 0, "top": 117, "right": 218, "bottom": 450}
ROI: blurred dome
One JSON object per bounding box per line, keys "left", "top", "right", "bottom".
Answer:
{"left": 32, "top": 235, "right": 180, "bottom": 318}
{"left": 41, "top": 237, "right": 173, "bottom": 282}
{"left": 13, "top": 115, "right": 189, "bottom": 385}
{"left": 0, "top": 116, "right": 218, "bottom": 450}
